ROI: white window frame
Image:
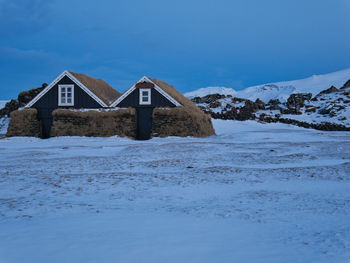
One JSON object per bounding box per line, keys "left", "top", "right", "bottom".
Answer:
{"left": 139, "top": 88, "right": 151, "bottom": 105}
{"left": 58, "top": 84, "right": 74, "bottom": 106}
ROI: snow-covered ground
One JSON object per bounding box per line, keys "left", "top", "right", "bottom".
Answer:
{"left": 0, "top": 100, "right": 10, "bottom": 136}
{"left": 1, "top": 120, "right": 350, "bottom": 263}
{"left": 185, "top": 68, "right": 350, "bottom": 102}
{"left": 0, "top": 117, "right": 10, "bottom": 136}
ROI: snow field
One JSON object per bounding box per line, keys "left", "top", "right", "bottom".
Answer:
{"left": 0, "top": 120, "right": 350, "bottom": 263}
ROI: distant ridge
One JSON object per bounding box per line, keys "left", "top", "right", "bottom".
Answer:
{"left": 185, "top": 68, "right": 350, "bottom": 102}
{"left": 185, "top": 87, "right": 237, "bottom": 98}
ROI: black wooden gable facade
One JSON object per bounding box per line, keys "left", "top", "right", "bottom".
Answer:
{"left": 25, "top": 71, "right": 115, "bottom": 138}
{"left": 110, "top": 76, "right": 181, "bottom": 108}
{"left": 32, "top": 75, "right": 103, "bottom": 109}
{"left": 116, "top": 83, "right": 176, "bottom": 108}
{"left": 110, "top": 76, "right": 182, "bottom": 140}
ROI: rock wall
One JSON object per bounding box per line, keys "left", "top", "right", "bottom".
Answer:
{"left": 6, "top": 109, "right": 41, "bottom": 137}
{"left": 152, "top": 107, "right": 215, "bottom": 138}
{"left": 51, "top": 108, "right": 137, "bottom": 138}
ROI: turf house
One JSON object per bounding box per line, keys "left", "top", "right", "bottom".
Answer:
{"left": 7, "top": 71, "right": 215, "bottom": 139}
{"left": 110, "top": 76, "right": 215, "bottom": 139}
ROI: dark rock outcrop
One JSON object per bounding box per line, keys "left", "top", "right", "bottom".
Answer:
{"left": 266, "top": 99, "right": 282, "bottom": 110}
{"left": 259, "top": 115, "right": 350, "bottom": 131}
{"left": 192, "top": 94, "right": 226, "bottom": 104}
{"left": 255, "top": 99, "right": 265, "bottom": 110}
{"left": 209, "top": 100, "right": 222, "bottom": 108}
{"left": 17, "top": 84, "right": 47, "bottom": 105}
{"left": 0, "top": 83, "right": 47, "bottom": 117}
{"left": 340, "top": 79, "right": 350, "bottom": 89}
{"left": 286, "top": 93, "right": 312, "bottom": 114}
{"left": 0, "top": 100, "right": 20, "bottom": 117}
{"left": 315, "top": 86, "right": 338, "bottom": 96}
{"left": 319, "top": 104, "right": 345, "bottom": 117}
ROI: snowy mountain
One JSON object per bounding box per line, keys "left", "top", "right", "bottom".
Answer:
{"left": 236, "top": 84, "right": 296, "bottom": 103}
{"left": 185, "top": 87, "right": 237, "bottom": 98}
{"left": 186, "top": 68, "right": 350, "bottom": 103}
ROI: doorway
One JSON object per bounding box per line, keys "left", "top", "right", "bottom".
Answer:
{"left": 136, "top": 107, "right": 154, "bottom": 140}
{"left": 40, "top": 117, "right": 53, "bottom": 139}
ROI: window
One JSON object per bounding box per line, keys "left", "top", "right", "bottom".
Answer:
{"left": 58, "top": 85, "right": 74, "bottom": 106}
{"left": 139, "top": 88, "right": 151, "bottom": 105}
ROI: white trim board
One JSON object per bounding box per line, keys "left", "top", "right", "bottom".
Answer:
{"left": 110, "top": 76, "right": 181, "bottom": 107}
{"left": 25, "top": 70, "right": 108, "bottom": 108}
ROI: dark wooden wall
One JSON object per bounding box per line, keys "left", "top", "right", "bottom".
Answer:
{"left": 116, "top": 83, "right": 177, "bottom": 140}
{"left": 117, "top": 87, "right": 176, "bottom": 108}
{"left": 32, "top": 76, "right": 101, "bottom": 138}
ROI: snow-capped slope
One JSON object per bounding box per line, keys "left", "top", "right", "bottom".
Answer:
{"left": 236, "top": 84, "right": 296, "bottom": 102}
{"left": 243, "top": 68, "right": 350, "bottom": 102}
{"left": 185, "top": 87, "right": 237, "bottom": 98}
{"left": 185, "top": 68, "right": 350, "bottom": 102}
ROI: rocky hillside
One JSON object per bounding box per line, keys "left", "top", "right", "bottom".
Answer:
{"left": 0, "top": 83, "right": 47, "bottom": 118}
{"left": 190, "top": 80, "right": 350, "bottom": 131}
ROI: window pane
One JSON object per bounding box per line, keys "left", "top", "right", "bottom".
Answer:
{"left": 142, "top": 97, "right": 148, "bottom": 102}
{"left": 59, "top": 86, "right": 74, "bottom": 105}
{"left": 142, "top": 91, "right": 148, "bottom": 96}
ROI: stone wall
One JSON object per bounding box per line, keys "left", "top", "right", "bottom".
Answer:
{"left": 152, "top": 107, "right": 215, "bottom": 138}
{"left": 51, "top": 108, "right": 137, "bottom": 138}
{"left": 7, "top": 108, "right": 41, "bottom": 137}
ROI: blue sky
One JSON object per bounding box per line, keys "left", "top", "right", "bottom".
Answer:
{"left": 1, "top": 0, "right": 350, "bottom": 99}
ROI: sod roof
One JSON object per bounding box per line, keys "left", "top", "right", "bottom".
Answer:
{"left": 70, "top": 72, "right": 120, "bottom": 105}
{"left": 148, "top": 77, "right": 202, "bottom": 112}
